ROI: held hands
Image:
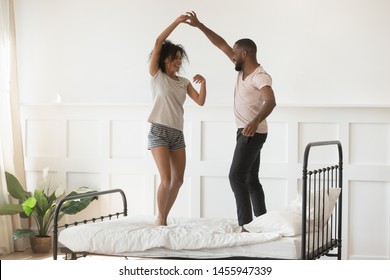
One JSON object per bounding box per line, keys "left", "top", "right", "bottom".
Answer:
{"left": 175, "top": 14, "right": 190, "bottom": 24}
{"left": 185, "top": 11, "right": 201, "bottom": 27}
{"left": 173, "top": 11, "right": 200, "bottom": 28}
{"left": 193, "top": 74, "right": 206, "bottom": 84}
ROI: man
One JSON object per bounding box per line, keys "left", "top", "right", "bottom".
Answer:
{"left": 186, "top": 11, "right": 276, "bottom": 227}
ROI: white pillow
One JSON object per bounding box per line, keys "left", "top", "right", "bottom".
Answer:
{"left": 244, "top": 189, "right": 341, "bottom": 236}
{"left": 243, "top": 210, "right": 302, "bottom": 236}
{"left": 288, "top": 188, "right": 341, "bottom": 227}
{"left": 325, "top": 188, "right": 341, "bottom": 220}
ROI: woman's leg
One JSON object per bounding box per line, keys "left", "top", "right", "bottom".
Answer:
{"left": 151, "top": 146, "right": 172, "bottom": 226}
{"left": 151, "top": 147, "right": 186, "bottom": 225}
{"left": 164, "top": 148, "right": 186, "bottom": 216}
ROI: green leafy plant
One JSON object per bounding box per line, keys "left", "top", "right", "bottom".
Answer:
{"left": 0, "top": 168, "right": 97, "bottom": 240}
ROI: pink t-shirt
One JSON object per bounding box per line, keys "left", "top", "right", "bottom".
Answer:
{"left": 234, "top": 65, "right": 272, "bottom": 134}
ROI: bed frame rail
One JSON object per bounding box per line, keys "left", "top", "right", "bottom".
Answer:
{"left": 52, "top": 188, "right": 127, "bottom": 260}
{"left": 301, "top": 140, "right": 343, "bottom": 260}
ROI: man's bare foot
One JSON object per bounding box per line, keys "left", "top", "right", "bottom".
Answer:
{"left": 241, "top": 226, "right": 249, "bottom": 232}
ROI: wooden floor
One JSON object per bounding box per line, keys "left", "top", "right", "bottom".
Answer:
{"left": 0, "top": 248, "right": 135, "bottom": 260}
{"left": 0, "top": 248, "right": 52, "bottom": 260}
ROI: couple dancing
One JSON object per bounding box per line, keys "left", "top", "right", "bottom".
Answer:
{"left": 147, "top": 12, "right": 276, "bottom": 229}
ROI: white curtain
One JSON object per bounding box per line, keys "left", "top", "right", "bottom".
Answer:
{"left": 0, "top": 0, "right": 27, "bottom": 254}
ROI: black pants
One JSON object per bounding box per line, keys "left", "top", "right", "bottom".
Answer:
{"left": 229, "top": 129, "right": 268, "bottom": 226}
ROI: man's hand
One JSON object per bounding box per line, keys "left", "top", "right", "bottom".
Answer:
{"left": 241, "top": 119, "right": 261, "bottom": 137}
{"left": 185, "top": 11, "right": 201, "bottom": 27}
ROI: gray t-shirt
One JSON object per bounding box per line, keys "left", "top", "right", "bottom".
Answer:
{"left": 148, "top": 69, "right": 190, "bottom": 131}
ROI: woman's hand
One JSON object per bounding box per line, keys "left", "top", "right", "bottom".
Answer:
{"left": 175, "top": 14, "right": 190, "bottom": 24}
{"left": 187, "top": 74, "right": 206, "bottom": 106}
{"left": 193, "top": 74, "right": 206, "bottom": 84}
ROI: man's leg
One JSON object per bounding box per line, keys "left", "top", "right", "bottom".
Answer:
{"left": 247, "top": 133, "right": 267, "bottom": 217}
{"left": 229, "top": 130, "right": 266, "bottom": 225}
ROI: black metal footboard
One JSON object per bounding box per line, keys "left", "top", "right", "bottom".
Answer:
{"left": 52, "top": 188, "right": 127, "bottom": 260}
{"left": 301, "top": 141, "right": 343, "bottom": 259}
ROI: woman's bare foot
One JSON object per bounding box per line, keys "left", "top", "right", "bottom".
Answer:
{"left": 155, "top": 216, "right": 167, "bottom": 226}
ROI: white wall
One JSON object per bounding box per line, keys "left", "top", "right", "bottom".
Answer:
{"left": 20, "top": 104, "right": 390, "bottom": 260}
{"left": 14, "top": 0, "right": 390, "bottom": 106}
{"left": 12, "top": 0, "right": 390, "bottom": 260}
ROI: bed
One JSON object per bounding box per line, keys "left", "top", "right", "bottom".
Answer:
{"left": 52, "top": 140, "right": 343, "bottom": 260}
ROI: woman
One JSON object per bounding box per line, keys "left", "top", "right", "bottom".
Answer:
{"left": 148, "top": 15, "right": 206, "bottom": 226}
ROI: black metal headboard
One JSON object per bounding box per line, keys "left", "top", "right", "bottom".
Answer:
{"left": 52, "top": 188, "right": 127, "bottom": 260}
{"left": 301, "top": 140, "right": 343, "bottom": 259}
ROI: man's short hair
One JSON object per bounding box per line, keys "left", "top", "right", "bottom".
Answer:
{"left": 235, "top": 38, "right": 257, "bottom": 54}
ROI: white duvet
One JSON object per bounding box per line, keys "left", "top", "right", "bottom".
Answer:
{"left": 58, "top": 215, "right": 281, "bottom": 255}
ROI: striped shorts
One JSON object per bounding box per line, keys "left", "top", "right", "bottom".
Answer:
{"left": 147, "top": 123, "right": 186, "bottom": 150}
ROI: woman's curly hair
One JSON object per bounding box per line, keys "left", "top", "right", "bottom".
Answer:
{"left": 150, "top": 40, "right": 189, "bottom": 73}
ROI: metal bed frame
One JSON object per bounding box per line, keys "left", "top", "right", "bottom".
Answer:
{"left": 52, "top": 188, "right": 128, "bottom": 260}
{"left": 52, "top": 140, "right": 343, "bottom": 260}
{"left": 301, "top": 140, "right": 343, "bottom": 259}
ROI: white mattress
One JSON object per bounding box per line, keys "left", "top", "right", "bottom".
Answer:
{"left": 58, "top": 215, "right": 302, "bottom": 259}
{"left": 119, "top": 236, "right": 301, "bottom": 259}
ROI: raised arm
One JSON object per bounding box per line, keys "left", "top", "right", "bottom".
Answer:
{"left": 149, "top": 15, "right": 188, "bottom": 76}
{"left": 186, "top": 11, "right": 234, "bottom": 63}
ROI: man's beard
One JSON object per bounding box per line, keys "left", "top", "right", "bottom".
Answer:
{"left": 235, "top": 62, "right": 242, "bottom": 71}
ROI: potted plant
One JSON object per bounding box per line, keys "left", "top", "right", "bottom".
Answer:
{"left": 0, "top": 168, "right": 97, "bottom": 253}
